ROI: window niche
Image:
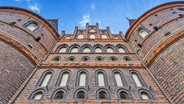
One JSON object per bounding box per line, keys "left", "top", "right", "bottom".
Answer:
{"left": 137, "top": 26, "right": 150, "bottom": 39}
{"left": 24, "top": 20, "right": 39, "bottom": 32}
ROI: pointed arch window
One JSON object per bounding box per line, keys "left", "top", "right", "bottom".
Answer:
{"left": 96, "top": 89, "right": 110, "bottom": 100}
{"left": 139, "top": 90, "right": 154, "bottom": 100}
{"left": 29, "top": 90, "right": 44, "bottom": 100}
{"left": 74, "top": 89, "right": 88, "bottom": 99}
{"left": 37, "top": 71, "right": 53, "bottom": 87}
{"left": 117, "top": 89, "right": 132, "bottom": 100}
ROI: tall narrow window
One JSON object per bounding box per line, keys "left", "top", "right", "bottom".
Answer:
{"left": 60, "top": 72, "right": 69, "bottom": 86}
{"left": 83, "top": 47, "right": 91, "bottom": 53}
{"left": 25, "top": 22, "right": 38, "bottom": 31}
{"left": 97, "top": 72, "right": 105, "bottom": 86}
{"left": 138, "top": 28, "right": 148, "bottom": 38}
{"left": 130, "top": 71, "right": 146, "bottom": 87}
{"left": 114, "top": 72, "right": 123, "bottom": 87}
{"left": 79, "top": 72, "right": 87, "bottom": 86}
{"left": 38, "top": 71, "right": 52, "bottom": 87}
{"left": 71, "top": 47, "right": 79, "bottom": 53}
{"left": 107, "top": 47, "right": 114, "bottom": 53}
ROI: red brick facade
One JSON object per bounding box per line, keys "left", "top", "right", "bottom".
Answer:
{"left": 0, "top": 1, "right": 183, "bottom": 104}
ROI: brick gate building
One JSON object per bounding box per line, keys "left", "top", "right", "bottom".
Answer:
{"left": 0, "top": 1, "right": 183, "bottom": 104}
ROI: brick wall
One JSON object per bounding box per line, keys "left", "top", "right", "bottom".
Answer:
{"left": 149, "top": 37, "right": 184, "bottom": 104}
{"left": 0, "top": 41, "right": 35, "bottom": 104}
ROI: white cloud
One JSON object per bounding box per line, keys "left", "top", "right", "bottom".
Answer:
{"left": 28, "top": 3, "right": 40, "bottom": 13}
{"left": 91, "top": 4, "right": 96, "bottom": 10}
{"left": 79, "top": 14, "right": 90, "bottom": 28}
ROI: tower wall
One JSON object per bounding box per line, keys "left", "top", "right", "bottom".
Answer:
{"left": 126, "top": 2, "right": 184, "bottom": 103}
{"left": 0, "top": 7, "right": 59, "bottom": 103}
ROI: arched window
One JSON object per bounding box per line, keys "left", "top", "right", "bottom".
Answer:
{"left": 78, "top": 34, "right": 83, "bottom": 39}
{"left": 109, "top": 56, "right": 118, "bottom": 62}
{"left": 130, "top": 71, "right": 146, "bottom": 87}
{"left": 101, "top": 35, "right": 108, "bottom": 39}
{"left": 139, "top": 90, "right": 154, "bottom": 100}
{"left": 78, "top": 71, "right": 87, "bottom": 86}
{"left": 29, "top": 90, "right": 44, "bottom": 100}
{"left": 65, "top": 37, "right": 71, "bottom": 39}
{"left": 52, "top": 56, "right": 61, "bottom": 61}
{"left": 96, "top": 71, "right": 107, "bottom": 87}
{"left": 96, "top": 89, "right": 110, "bottom": 100}
{"left": 116, "top": 45, "right": 128, "bottom": 53}
{"left": 83, "top": 47, "right": 91, "bottom": 53}
{"left": 95, "top": 56, "right": 104, "bottom": 62}
{"left": 89, "top": 34, "right": 95, "bottom": 39}
{"left": 107, "top": 47, "right": 114, "bottom": 53}
{"left": 24, "top": 21, "right": 39, "bottom": 31}
{"left": 67, "top": 56, "right": 76, "bottom": 62}
{"left": 56, "top": 45, "right": 68, "bottom": 53}
{"left": 74, "top": 89, "right": 88, "bottom": 99}
{"left": 117, "top": 89, "right": 132, "bottom": 100}
{"left": 51, "top": 89, "right": 66, "bottom": 99}
{"left": 118, "top": 47, "right": 126, "bottom": 53}
{"left": 71, "top": 47, "right": 79, "bottom": 53}
{"left": 37, "top": 71, "right": 53, "bottom": 87}
{"left": 95, "top": 47, "right": 103, "bottom": 53}
{"left": 57, "top": 71, "right": 70, "bottom": 87}
{"left": 123, "top": 56, "right": 132, "bottom": 62}
{"left": 81, "top": 56, "right": 90, "bottom": 61}
{"left": 54, "top": 91, "right": 64, "bottom": 99}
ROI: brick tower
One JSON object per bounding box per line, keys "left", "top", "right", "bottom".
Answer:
{"left": 0, "top": 1, "right": 183, "bottom": 104}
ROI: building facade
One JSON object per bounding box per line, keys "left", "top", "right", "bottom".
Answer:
{"left": 0, "top": 1, "right": 183, "bottom": 104}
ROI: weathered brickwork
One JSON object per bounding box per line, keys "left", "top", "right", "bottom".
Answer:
{"left": 149, "top": 37, "right": 184, "bottom": 104}
{"left": 0, "top": 41, "right": 35, "bottom": 104}
{"left": 0, "top": 1, "right": 183, "bottom": 104}
{"left": 15, "top": 67, "right": 169, "bottom": 104}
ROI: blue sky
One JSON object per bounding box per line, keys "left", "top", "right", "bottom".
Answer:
{"left": 0, "top": 0, "right": 177, "bottom": 34}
